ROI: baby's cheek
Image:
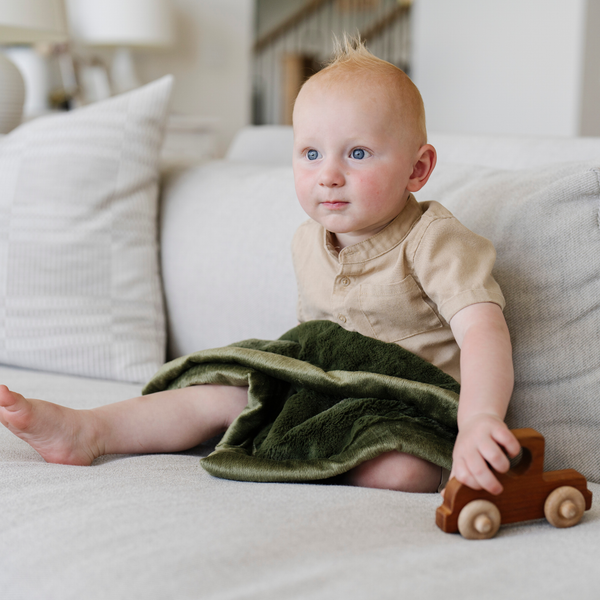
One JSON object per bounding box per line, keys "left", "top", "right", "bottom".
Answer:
{"left": 357, "top": 174, "right": 387, "bottom": 202}
{"left": 293, "top": 175, "right": 311, "bottom": 202}
{"left": 295, "top": 182, "right": 316, "bottom": 216}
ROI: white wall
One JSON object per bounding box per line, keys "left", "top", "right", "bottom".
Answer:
{"left": 135, "top": 0, "right": 255, "bottom": 157}
{"left": 412, "top": 0, "right": 600, "bottom": 137}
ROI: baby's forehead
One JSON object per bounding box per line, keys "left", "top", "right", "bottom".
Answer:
{"left": 302, "top": 70, "right": 409, "bottom": 110}
{"left": 296, "top": 68, "right": 426, "bottom": 144}
{"left": 305, "top": 69, "right": 386, "bottom": 93}
{"left": 300, "top": 78, "right": 404, "bottom": 123}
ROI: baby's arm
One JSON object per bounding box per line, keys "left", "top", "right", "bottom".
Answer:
{"left": 449, "top": 302, "right": 521, "bottom": 495}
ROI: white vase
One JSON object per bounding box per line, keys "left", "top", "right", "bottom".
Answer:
{"left": 3, "top": 46, "right": 52, "bottom": 118}
{"left": 0, "top": 51, "right": 25, "bottom": 134}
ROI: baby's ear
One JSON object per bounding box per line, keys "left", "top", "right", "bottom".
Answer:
{"left": 406, "top": 144, "right": 437, "bottom": 192}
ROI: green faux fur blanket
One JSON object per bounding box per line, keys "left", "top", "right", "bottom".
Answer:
{"left": 143, "top": 321, "right": 460, "bottom": 482}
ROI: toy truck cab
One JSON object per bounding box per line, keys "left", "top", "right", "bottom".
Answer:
{"left": 436, "top": 428, "right": 593, "bottom": 539}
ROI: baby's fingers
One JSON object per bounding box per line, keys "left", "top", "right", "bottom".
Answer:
{"left": 493, "top": 427, "right": 521, "bottom": 459}
{"left": 453, "top": 454, "right": 503, "bottom": 496}
{"left": 479, "top": 437, "right": 512, "bottom": 475}
{"left": 449, "top": 458, "right": 480, "bottom": 491}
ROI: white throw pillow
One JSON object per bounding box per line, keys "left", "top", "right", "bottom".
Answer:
{"left": 417, "top": 161, "right": 600, "bottom": 482}
{"left": 0, "top": 76, "right": 173, "bottom": 383}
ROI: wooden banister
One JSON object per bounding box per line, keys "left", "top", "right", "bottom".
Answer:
{"left": 361, "top": 2, "right": 411, "bottom": 44}
{"left": 255, "top": 0, "right": 413, "bottom": 53}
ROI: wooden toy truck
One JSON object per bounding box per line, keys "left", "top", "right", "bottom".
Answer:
{"left": 436, "top": 428, "right": 593, "bottom": 539}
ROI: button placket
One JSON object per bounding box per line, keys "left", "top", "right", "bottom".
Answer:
{"left": 332, "top": 262, "right": 354, "bottom": 328}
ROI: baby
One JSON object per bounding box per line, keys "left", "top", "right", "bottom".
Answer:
{"left": 0, "top": 40, "right": 519, "bottom": 495}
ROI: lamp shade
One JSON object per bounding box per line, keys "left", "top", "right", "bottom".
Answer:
{"left": 0, "top": 0, "right": 68, "bottom": 43}
{"left": 67, "top": 0, "right": 174, "bottom": 48}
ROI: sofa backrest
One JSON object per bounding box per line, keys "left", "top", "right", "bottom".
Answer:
{"left": 225, "top": 125, "right": 294, "bottom": 165}
{"left": 224, "top": 125, "right": 600, "bottom": 168}
{"left": 418, "top": 158, "right": 600, "bottom": 484}
{"left": 161, "top": 126, "right": 600, "bottom": 483}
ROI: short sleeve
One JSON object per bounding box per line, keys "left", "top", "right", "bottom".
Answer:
{"left": 412, "top": 215, "right": 505, "bottom": 323}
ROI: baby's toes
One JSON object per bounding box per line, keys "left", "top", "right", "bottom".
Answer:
{"left": 0, "top": 385, "right": 18, "bottom": 408}
{"left": 0, "top": 389, "right": 35, "bottom": 432}
{"left": 0, "top": 386, "right": 26, "bottom": 410}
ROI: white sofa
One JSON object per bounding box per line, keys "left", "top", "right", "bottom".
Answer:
{"left": 1, "top": 78, "right": 599, "bottom": 599}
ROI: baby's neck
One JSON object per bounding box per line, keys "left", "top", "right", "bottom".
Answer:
{"left": 332, "top": 220, "right": 393, "bottom": 251}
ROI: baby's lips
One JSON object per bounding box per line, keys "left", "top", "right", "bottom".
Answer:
{"left": 321, "top": 200, "right": 349, "bottom": 207}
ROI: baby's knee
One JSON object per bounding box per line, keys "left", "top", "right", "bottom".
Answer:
{"left": 219, "top": 385, "right": 249, "bottom": 427}
{"left": 347, "top": 451, "right": 441, "bottom": 493}
{"left": 192, "top": 384, "right": 248, "bottom": 431}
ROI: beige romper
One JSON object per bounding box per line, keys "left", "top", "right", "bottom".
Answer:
{"left": 291, "top": 194, "right": 505, "bottom": 383}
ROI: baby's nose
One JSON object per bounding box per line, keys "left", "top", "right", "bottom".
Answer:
{"left": 319, "top": 161, "right": 345, "bottom": 187}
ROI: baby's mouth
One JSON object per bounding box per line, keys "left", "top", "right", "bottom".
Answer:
{"left": 321, "top": 200, "right": 349, "bottom": 210}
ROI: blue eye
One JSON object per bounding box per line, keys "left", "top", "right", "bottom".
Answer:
{"left": 307, "top": 149, "right": 320, "bottom": 160}
{"left": 351, "top": 148, "right": 366, "bottom": 160}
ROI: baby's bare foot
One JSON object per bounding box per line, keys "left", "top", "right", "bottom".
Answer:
{"left": 0, "top": 385, "right": 101, "bottom": 465}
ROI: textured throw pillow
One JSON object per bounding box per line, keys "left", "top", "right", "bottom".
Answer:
{"left": 416, "top": 161, "right": 600, "bottom": 483}
{"left": 0, "top": 76, "right": 173, "bottom": 383}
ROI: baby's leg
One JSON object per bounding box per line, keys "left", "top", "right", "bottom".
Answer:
{"left": 0, "top": 384, "right": 248, "bottom": 466}
{"left": 345, "top": 451, "right": 442, "bottom": 493}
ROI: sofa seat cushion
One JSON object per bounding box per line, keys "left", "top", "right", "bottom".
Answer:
{"left": 0, "top": 361, "right": 599, "bottom": 599}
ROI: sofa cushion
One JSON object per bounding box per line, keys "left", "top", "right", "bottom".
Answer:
{"left": 0, "top": 361, "right": 597, "bottom": 600}
{"left": 161, "top": 161, "right": 307, "bottom": 358}
{"left": 416, "top": 161, "right": 600, "bottom": 482}
{"left": 226, "top": 125, "right": 294, "bottom": 165}
{"left": 0, "top": 77, "right": 172, "bottom": 383}
{"left": 0, "top": 359, "right": 597, "bottom": 600}
{"left": 162, "top": 156, "right": 600, "bottom": 482}
{"left": 429, "top": 132, "right": 600, "bottom": 169}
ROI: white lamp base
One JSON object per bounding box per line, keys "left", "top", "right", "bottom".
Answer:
{"left": 110, "top": 47, "right": 142, "bottom": 95}
{"left": 0, "top": 51, "right": 25, "bottom": 134}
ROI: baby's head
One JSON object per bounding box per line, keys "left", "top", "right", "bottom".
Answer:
{"left": 292, "top": 38, "right": 436, "bottom": 248}
{"left": 307, "top": 37, "right": 427, "bottom": 148}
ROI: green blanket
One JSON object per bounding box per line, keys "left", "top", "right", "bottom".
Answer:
{"left": 143, "top": 321, "right": 460, "bottom": 482}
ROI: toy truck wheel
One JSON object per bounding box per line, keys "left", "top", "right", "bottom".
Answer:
{"left": 457, "top": 500, "right": 501, "bottom": 540}
{"left": 544, "top": 486, "right": 585, "bottom": 528}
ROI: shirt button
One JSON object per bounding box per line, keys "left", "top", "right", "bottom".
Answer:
{"left": 340, "top": 277, "right": 350, "bottom": 286}
{"left": 338, "top": 314, "right": 347, "bottom": 323}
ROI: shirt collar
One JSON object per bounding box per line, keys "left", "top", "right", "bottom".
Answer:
{"left": 324, "top": 194, "right": 423, "bottom": 263}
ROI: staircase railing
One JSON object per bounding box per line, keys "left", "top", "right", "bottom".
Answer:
{"left": 253, "top": 0, "right": 412, "bottom": 125}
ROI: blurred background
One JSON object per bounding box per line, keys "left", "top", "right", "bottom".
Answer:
{"left": 1, "top": 0, "right": 598, "bottom": 160}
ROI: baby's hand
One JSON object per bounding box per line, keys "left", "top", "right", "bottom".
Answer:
{"left": 449, "top": 414, "right": 520, "bottom": 495}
